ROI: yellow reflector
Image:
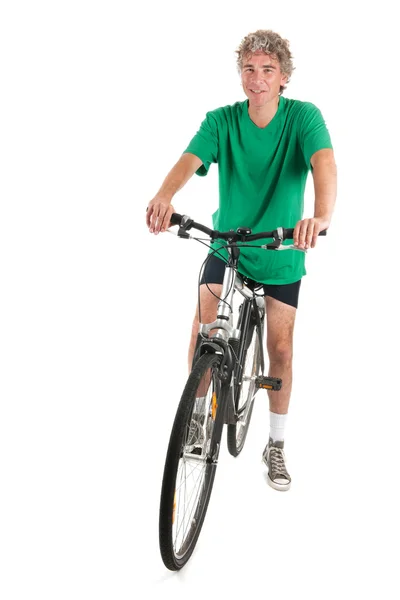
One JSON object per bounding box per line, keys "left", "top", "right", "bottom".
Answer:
{"left": 172, "top": 492, "right": 176, "bottom": 524}
{"left": 212, "top": 392, "right": 218, "bottom": 420}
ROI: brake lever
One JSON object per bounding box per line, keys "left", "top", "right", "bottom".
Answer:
{"left": 276, "top": 245, "right": 307, "bottom": 252}
{"left": 177, "top": 215, "right": 194, "bottom": 239}
{"left": 262, "top": 226, "right": 284, "bottom": 250}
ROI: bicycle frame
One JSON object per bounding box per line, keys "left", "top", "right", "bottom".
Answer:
{"left": 196, "top": 245, "right": 265, "bottom": 428}
{"left": 168, "top": 213, "right": 322, "bottom": 431}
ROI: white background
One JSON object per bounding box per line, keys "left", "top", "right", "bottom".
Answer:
{"left": 1, "top": 1, "right": 399, "bottom": 598}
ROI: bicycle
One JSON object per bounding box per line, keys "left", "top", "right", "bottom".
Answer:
{"left": 158, "top": 213, "right": 326, "bottom": 570}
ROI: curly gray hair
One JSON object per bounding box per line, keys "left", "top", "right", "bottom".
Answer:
{"left": 236, "top": 30, "right": 295, "bottom": 94}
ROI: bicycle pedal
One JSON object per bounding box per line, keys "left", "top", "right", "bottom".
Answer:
{"left": 255, "top": 376, "right": 282, "bottom": 391}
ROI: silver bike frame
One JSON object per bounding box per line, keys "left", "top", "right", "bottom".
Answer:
{"left": 199, "top": 247, "right": 265, "bottom": 343}
{"left": 167, "top": 223, "right": 305, "bottom": 349}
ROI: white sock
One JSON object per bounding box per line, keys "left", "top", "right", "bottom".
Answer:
{"left": 269, "top": 411, "right": 287, "bottom": 442}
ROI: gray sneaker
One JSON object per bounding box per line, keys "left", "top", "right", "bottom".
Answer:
{"left": 262, "top": 437, "right": 291, "bottom": 491}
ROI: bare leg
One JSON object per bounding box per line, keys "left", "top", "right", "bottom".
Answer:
{"left": 264, "top": 296, "right": 297, "bottom": 415}
{"left": 188, "top": 283, "right": 222, "bottom": 371}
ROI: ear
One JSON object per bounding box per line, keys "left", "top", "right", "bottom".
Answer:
{"left": 280, "top": 73, "right": 288, "bottom": 86}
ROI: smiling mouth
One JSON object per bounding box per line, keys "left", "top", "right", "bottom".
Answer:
{"left": 250, "top": 89, "right": 266, "bottom": 94}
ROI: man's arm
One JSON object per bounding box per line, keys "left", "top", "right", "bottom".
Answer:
{"left": 146, "top": 153, "right": 203, "bottom": 234}
{"left": 294, "top": 148, "right": 337, "bottom": 249}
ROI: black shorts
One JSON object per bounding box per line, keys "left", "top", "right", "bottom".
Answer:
{"left": 199, "top": 254, "right": 301, "bottom": 309}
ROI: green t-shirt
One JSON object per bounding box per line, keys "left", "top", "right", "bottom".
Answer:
{"left": 184, "top": 96, "right": 333, "bottom": 285}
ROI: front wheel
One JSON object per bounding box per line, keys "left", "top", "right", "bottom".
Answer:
{"left": 159, "top": 352, "right": 224, "bottom": 571}
{"left": 227, "top": 323, "right": 262, "bottom": 456}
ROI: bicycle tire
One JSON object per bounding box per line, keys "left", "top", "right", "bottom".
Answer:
{"left": 227, "top": 318, "right": 262, "bottom": 457}
{"left": 159, "top": 352, "right": 224, "bottom": 570}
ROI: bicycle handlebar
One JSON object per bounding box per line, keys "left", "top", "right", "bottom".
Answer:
{"left": 170, "top": 213, "right": 327, "bottom": 243}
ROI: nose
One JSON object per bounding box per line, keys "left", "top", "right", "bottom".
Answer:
{"left": 249, "top": 71, "right": 264, "bottom": 86}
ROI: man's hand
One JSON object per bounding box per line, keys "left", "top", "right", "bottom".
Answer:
{"left": 145, "top": 153, "right": 202, "bottom": 234}
{"left": 146, "top": 197, "right": 175, "bottom": 235}
{"left": 293, "top": 217, "right": 330, "bottom": 249}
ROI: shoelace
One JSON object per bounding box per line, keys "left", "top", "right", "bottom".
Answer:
{"left": 269, "top": 447, "right": 289, "bottom": 477}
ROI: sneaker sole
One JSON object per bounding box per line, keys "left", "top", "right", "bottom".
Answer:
{"left": 262, "top": 457, "right": 291, "bottom": 491}
{"left": 267, "top": 474, "right": 291, "bottom": 491}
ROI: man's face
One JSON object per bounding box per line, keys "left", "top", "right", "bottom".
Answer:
{"left": 241, "top": 51, "right": 288, "bottom": 107}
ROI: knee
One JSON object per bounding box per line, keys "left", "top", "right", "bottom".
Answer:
{"left": 268, "top": 340, "right": 293, "bottom": 366}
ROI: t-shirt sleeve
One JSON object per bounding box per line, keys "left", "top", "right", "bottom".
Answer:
{"left": 297, "top": 103, "right": 333, "bottom": 168}
{"left": 183, "top": 112, "right": 219, "bottom": 177}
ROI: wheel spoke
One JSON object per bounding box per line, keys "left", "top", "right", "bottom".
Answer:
{"left": 168, "top": 360, "right": 219, "bottom": 560}
{"left": 174, "top": 462, "right": 207, "bottom": 551}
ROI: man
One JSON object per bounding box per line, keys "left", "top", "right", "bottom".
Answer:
{"left": 146, "top": 30, "right": 337, "bottom": 491}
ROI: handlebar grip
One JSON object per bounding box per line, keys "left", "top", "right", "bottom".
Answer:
{"left": 284, "top": 228, "right": 328, "bottom": 239}
{"left": 170, "top": 213, "right": 183, "bottom": 226}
